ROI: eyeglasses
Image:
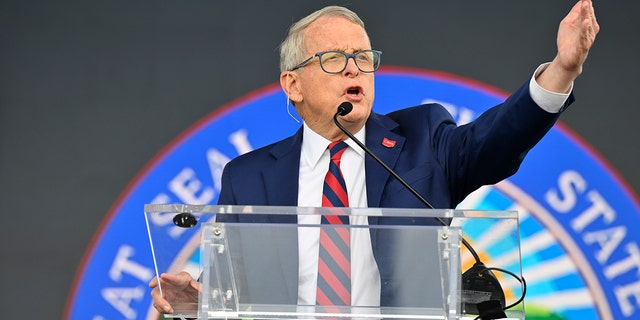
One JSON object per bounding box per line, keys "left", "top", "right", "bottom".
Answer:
{"left": 290, "top": 50, "right": 382, "bottom": 74}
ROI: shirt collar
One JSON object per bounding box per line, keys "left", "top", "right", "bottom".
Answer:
{"left": 301, "top": 122, "right": 366, "bottom": 169}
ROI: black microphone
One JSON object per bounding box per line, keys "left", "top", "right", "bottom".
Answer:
{"left": 337, "top": 101, "right": 353, "bottom": 116}
{"left": 334, "top": 102, "right": 520, "bottom": 318}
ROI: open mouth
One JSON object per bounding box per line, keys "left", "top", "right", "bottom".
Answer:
{"left": 345, "top": 86, "right": 363, "bottom": 99}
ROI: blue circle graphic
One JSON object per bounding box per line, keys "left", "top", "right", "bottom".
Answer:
{"left": 64, "top": 67, "right": 640, "bottom": 320}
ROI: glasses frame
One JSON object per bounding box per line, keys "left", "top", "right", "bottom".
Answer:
{"left": 290, "top": 50, "right": 382, "bottom": 74}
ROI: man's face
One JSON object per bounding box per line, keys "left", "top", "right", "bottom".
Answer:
{"left": 292, "top": 16, "right": 375, "bottom": 140}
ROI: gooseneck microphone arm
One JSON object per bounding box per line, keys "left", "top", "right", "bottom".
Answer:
{"left": 333, "top": 102, "right": 480, "bottom": 262}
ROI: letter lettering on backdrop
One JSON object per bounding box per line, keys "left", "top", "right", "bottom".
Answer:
{"left": 545, "top": 170, "right": 588, "bottom": 213}
{"left": 102, "top": 245, "right": 154, "bottom": 319}
{"left": 169, "top": 167, "right": 215, "bottom": 204}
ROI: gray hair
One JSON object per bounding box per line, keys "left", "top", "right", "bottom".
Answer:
{"left": 279, "top": 6, "right": 366, "bottom": 72}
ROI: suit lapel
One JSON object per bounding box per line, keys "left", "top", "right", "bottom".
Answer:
{"left": 262, "top": 128, "right": 303, "bottom": 210}
{"left": 365, "top": 113, "right": 405, "bottom": 208}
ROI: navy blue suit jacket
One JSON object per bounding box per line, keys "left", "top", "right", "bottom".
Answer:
{"left": 216, "top": 82, "right": 572, "bottom": 306}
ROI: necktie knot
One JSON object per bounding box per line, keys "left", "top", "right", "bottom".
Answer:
{"left": 328, "top": 141, "right": 348, "bottom": 161}
{"left": 323, "top": 141, "right": 349, "bottom": 208}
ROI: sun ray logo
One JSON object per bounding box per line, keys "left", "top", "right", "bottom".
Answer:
{"left": 64, "top": 66, "right": 640, "bottom": 320}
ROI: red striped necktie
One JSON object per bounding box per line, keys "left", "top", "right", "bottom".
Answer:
{"left": 317, "top": 141, "right": 351, "bottom": 307}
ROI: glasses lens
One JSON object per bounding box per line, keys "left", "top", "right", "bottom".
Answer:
{"left": 355, "top": 51, "right": 379, "bottom": 72}
{"left": 316, "top": 50, "right": 381, "bottom": 73}
{"left": 319, "top": 51, "right": 347, "bottom": 73}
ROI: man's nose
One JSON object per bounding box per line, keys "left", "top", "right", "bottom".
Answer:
{"left": 343, "top": 57, "right": 360, "bottom": 77}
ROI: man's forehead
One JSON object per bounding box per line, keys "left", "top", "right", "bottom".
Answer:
{"left": 303, "top": 16, "right": 371, "bottom": 52}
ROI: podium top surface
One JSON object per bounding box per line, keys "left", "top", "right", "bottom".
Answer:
{"left": 144, "top": 204, "right": 518, "bottom": 220}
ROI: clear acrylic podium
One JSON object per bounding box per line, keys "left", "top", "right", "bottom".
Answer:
{"left": 145, "top": 204, "right": 525, "bottom": 319}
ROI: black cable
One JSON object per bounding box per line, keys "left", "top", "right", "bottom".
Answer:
{"left": 471, "top": 266, "right": 528, "bottom": 319}
{"left": 482, "top": 267, "right": 527, "bottom": 310}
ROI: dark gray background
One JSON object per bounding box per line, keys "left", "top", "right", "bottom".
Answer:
{"left": 1, "top": 1, "right": 638, "bottom": 318}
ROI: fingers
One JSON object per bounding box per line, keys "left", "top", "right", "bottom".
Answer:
{"left": 148, "top": 275, "right": 159, "bottom": 288}
{"left": 150, "top": 272, "right": 200, "bottom": 315}
{"left": 161, "top": 271, "right": 193, "bottom": 286}
{"left": 579, "top": 0, "right": 599, "bottom": 53}
{"left": 149, "top": 272, "right": 196, "bottom": 314}
{"left": 582, "top": 0, "right": 600, "bottom": 35}
{"left": 190, "top": 278, "right": 203, "bottom": 292}
{"left": 148, "top": 273, "right": 184, "bottom": 288}
{"left": 150, "top": 283, "right": 174, "bottom": 314}
{"left": 152, "top": 299, "right": 173, "bottom": 314}
{"left": 566, "top": 0, "right": 583, "bottom": 21}
{"left": 149, "top": 274, "right": 177, "bottom": 314}
{"left": 564, "top": 0, "right": 598, "bottom": 53}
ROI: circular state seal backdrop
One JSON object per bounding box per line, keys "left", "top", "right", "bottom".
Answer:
{"left": 65, "top": 67, "right": 640, "bottom": 320}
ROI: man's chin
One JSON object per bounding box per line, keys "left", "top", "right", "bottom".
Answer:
{"left": 338, "top": 115, "right": 367, "bottom": 133}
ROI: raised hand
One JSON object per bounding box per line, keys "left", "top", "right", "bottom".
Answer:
{"left": 538, "top": 0, "right": 600, "bottom": 93}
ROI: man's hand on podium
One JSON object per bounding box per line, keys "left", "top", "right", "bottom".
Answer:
{"left": 149, "top": 271, "right": 200, "bottom": 314}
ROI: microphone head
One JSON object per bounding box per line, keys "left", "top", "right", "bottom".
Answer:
{"left": 337, "top": 102, "right": 353, "bottom": 116}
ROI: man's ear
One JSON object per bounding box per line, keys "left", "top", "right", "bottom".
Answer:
{"left": 280, "top": 71, "right": 303, "bottom": 104}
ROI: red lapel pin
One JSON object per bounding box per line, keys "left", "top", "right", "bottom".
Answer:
{"left": 382, "top": 137, "right": 396, "bottom": 148}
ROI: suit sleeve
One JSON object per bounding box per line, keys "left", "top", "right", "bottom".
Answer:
{"left": 434, "top": 81, "right": 573, "bottom": 204}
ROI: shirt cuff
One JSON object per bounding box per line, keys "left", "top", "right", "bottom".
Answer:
{"left": 529, "top": 63, "right": 573, "bottom": 114}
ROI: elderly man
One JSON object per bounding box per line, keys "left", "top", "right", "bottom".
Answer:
{"left": 151, "top": 1, "right": 599, "bottom": 314}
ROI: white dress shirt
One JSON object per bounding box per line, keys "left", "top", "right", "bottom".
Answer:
{"left": 297, "top": 124, "right": 381, "bottom": 307}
